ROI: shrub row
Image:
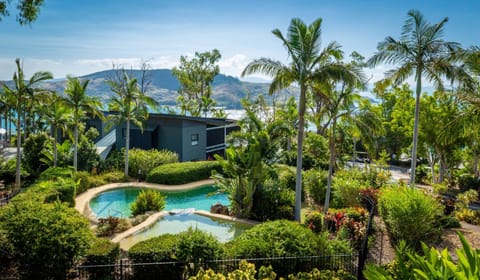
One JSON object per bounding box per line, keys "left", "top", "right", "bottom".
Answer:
{"left": 128, "top": 220, "right": 353, "bottom": 278}
{"left": 146, "top": 161, "right": 221, "bottom": 185}
{"left": 128, "top": 148, "right": 179, "bottom": 180}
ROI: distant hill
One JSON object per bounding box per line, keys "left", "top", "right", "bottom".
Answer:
{"left": 30, "top": 69, "right": 299, "bottom": 109}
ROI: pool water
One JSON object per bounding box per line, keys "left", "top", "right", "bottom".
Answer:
{"left": 119, "top": 214, "right": 251, "bottom": 249}
{"left": 89, "top": 186, "right": 229, "bottom": 218}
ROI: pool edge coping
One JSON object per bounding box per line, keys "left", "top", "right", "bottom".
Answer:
{"left": 74, "top": 179, "right": 216, "bottom": 225}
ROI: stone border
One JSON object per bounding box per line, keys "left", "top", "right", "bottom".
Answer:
{"left": 74, "top": 179, "right": 216, "bottom": 224}
{"left": 74, "top": 179, "right": 260, "bottom": 249}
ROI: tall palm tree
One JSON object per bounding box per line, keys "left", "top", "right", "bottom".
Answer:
{"left": 242, "top": 18, "right": 364, "bottom": 221}
{"left": 107, "top": 71, "right": 158, "bottom": 177}
{"left": 40, "top": 92, "right": 72, "bottom": 167}
{"left": 62, "top": 76, "right": 102, "bottom": 171}
{"left": 2, "top": 58, "right": 52, "bottom": 188}
{"left": 367, "top": 10, "right": 467, "bottom": 185}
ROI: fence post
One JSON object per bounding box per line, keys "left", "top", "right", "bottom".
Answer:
{"left": 357, "top": 196, "right": 376, "bottom": 280}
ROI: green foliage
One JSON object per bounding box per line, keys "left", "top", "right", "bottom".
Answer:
{"left": 75, "top": 170, "right": 128, "bottom": 194}
{"left": 95, "top": 216, "right": 131, "bottom": 237}
{"left": 128, "top": 148, "right": 179, "bottom": 180}
{"left": 77, "top": 128, "right": 101, "bottom": 172}
{"left": 378, "top": 186, "right": 443, "bottom": 249}
{"left": 303, "top": 169, "right": 328, "bottom": 205}
{"left": 14, "top": 177, "right": 77, "bottom": 206}
{"left": 331, "top": 176, "right": 364, "bottom": 208}
{"left": 130, "top": 189, "right": 166, "bottom": 216}
{"left": 0, "top": 200, "right": 93, "bottom": 279}
{"left": 288, "top": 268, "right": 356, "bottom": 280}
{"left": 38, "top": 166, "right": 74, "bottom": 181}
{"left": 177, "top": 227, "right": 225, "bottom": 275}
{"left": 323, "top": 207, "right": 368, "bottom": 249}
{"left": 457, "top": 174, "right": 480, "bottom": 193}
{"left": 147, "top": 161, "right": 221, "bottom": 185}
{"left": 172, "top": 49, "right": 223, "bottom": 117}
{"left": 364, "top": 232, "right": 480, "bottom": 280}
{"left": 128, "top": 234, "right": 182, "bottom": 279}
{"left": 99, "top": 149, "right": 124, "bottom": 172}
{"left": 304, "top": 211, "right": 324, "bottom": 233}
{"left": 226, "top": 220, "right": 346, "bottom": 276}
{"left": 21, "top": 132, "right": 52, "bottom": 178}
{"left": 0, "top": 158, "right": 29, "bottom": 185}
{"left": 250, "top": 178, "right": 295, "bottom": 221}
{"left": 83, "top": 238, "right": 120, "bottom": 280}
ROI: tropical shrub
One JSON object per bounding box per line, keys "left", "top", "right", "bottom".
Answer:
{"left": 147, "top": 161, "right": 221, "bottom": 185}
{"left": 38, "top": 166, "right": 74, "bottom": 181}
{"left": 0, "top": 200, "right": 93, "bottom": 280}
{"left": 95, "top": 216, "right": 131, "bottom": 237}
{"left": 99, "top": 149, "right": 124, "bottom": 172}
{"left": 378, "top": 186, "right": 442, "bottom": 249}
{"left": 358, "top": 187, "right": 381, "bottom": 212}
{"left": 364, "top": 232, "right": 480, "bottom": 280}
{"left": 323, "top": 207, "right": 368, "bottom": 249}
{"left": 177, "top": 228, "right": 225, "bottom": 275}
{"left": 77, "top": 130, "right": 100, "bottom": 172}
{"left": 304, "top": 211, "right": 324, "bottom": 233}
{"left": 456, "top": 173, "right": 480, "bottom": 193}
{"left": 130, "top": 189, "right": 166, "bottom": 216}
{"left": 331, "top": 177, "right": 364, "bottom": 208}
{"left": 13, "top": 177, "right": 77, "bottom": 206}
{"left": 303, "top": 169, "right": 328, "bottom": 205}
{"left": 21, "top": 132, "right": 52, "bottom": 178}
{"left": 0, "top": 158, "right": 29, "bottom": 186}
{"left": 128, "top": 148, "right": 178, "bottom": 180}
{"left": 250, "top": 179, "right": 295, "bottom": 221}
{"left": 75, "top": 170, "right": 128, "bottom": 194}
{"left": 83, "top": 238, "right": 120, "bottom": 279}
{"left": 128, "top": 234, "right": 182, "bottom": 279}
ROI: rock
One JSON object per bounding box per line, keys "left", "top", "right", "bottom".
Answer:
{"left": 210, "top": 203, "right": 229, "bottom": 215}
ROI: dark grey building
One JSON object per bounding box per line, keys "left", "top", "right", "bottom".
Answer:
{"left": 89, "top": 113, "right": 239, "bottom": 162}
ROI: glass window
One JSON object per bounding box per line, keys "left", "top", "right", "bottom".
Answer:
{"left": 191, "top": 134, "right": 199, "bottom": 146}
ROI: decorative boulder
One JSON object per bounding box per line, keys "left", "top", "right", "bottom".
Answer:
{"left": 210, "top": 203, "right": 229, "bottom": 215}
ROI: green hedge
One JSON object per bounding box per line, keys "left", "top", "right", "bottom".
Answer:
{"left": 129, "top": 234, "right": 182, "bottom": 279}
{"left": 146, "top": 161, "right": 221, "bottom": 185}
{"left": 129, "top": 148, "right": 179, "bottom": 180}
{"left": 75, "top": 170, "right": 127, "bottom": 194}
{"left": 83, "top": 238, "right": 120, "bottom": 279}
{"left": 13, "top": 178, "right": 77, "bottom": 207}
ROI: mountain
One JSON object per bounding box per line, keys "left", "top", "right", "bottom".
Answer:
{"left": 32, "top": 69, "right": 299, "bottom": 109}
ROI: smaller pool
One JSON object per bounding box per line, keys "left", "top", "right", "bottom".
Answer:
{"left": 119, "top": 213, "right": 251, "bottom": 249}
{"left": 90, "top": 186, "right": 229, "bottom": 218}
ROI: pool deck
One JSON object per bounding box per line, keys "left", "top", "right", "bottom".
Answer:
{"left": 75, "top": 179, "right": 259, "bottom": 247}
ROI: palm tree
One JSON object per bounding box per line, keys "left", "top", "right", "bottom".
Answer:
{"left": 40, "top": 92, "right": 72, "bottom": 167}
{"left": 242, "top": 18, "right": 364, "bottom": 221}
{"left": 367, "top": 10, "right": 467, "bottom": 185}
{"left": 107, "top": 71, "right": 158, "bottom": 177}
{"left": 62, "top": 76, "right": 102, "bottom": 171}
{"left": 2, "top": 58, "right": 52, "bottom": 188}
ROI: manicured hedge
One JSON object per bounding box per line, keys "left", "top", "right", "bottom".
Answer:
{"left": 83, "top": 238, "right": 120, "bottom": 279}
{"left": 146, "top": 161, "right": 222, "bottom": 185}
{"left": 129, "top": 234, "right": 182, "bottom": 279}
{"left": 129, "top": 148, "right": 179, "bottom": 180}
{"left": 13, "top": 178, "right": 77, "bottom": 207}
{"left": 75, "top": 170, "right": 127, "bottom": 194}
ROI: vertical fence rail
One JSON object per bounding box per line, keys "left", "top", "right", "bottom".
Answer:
{"left": 357, "top": 195, "right": 376, "bottom": 280}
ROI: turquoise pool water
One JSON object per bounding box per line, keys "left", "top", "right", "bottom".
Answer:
{"left": 89, "top": 186, "right": 229, "bottom": 218}
{"left": 119, "top": 214, "right": 251, "bottom": 249}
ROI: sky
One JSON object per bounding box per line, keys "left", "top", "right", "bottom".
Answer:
{"left": 0, "top": 0, "right": 479, "bottom": 82}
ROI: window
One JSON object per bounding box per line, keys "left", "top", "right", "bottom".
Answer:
{"left": 191, "top": 134, "right": 199, "bottom": 146}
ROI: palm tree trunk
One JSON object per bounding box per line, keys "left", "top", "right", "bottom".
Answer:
{"left": 409, "top": 68, "right": 422, "bottom": 187}
{"left": 74, "top": 123, "right": 78, "bottom": 171}
{"left": 294, "top": 86, "right": 306, "bottom": 222}
{"left": 15, "top": 108, "right": 21, "bottom": 189}
{"left": 125, "top": 119, "right": 130, "bottom": 177}
{"left": 53, "top": 125, "right": 58, "bottom": 167}
{"left": 324, "top": 119, "right": 336, "bottom": 214}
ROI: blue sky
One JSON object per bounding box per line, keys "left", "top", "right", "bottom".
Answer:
{"left": 0, "top": 0, "right": 479, "bottom": 81}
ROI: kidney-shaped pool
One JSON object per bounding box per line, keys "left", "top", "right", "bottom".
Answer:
{"left": 89, "top": 185, "right": 229, "bottom": 218}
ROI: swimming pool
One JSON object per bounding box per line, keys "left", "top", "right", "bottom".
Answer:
{"left": 89, "top": 185, "right": 229, "bottom": 218}
{"left": 119, "top": 213, "right": 251, "bottom": 249}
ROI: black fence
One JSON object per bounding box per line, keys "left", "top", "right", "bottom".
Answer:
{"left": 71, "top": 254, "right": 359, "bottom": 280}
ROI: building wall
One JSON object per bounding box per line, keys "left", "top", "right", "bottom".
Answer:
{"left": 181, "top": 120, "right": 206, "bottom": 161}
{"left": 156, "top": 118, "right": 184, "bottom": 159}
